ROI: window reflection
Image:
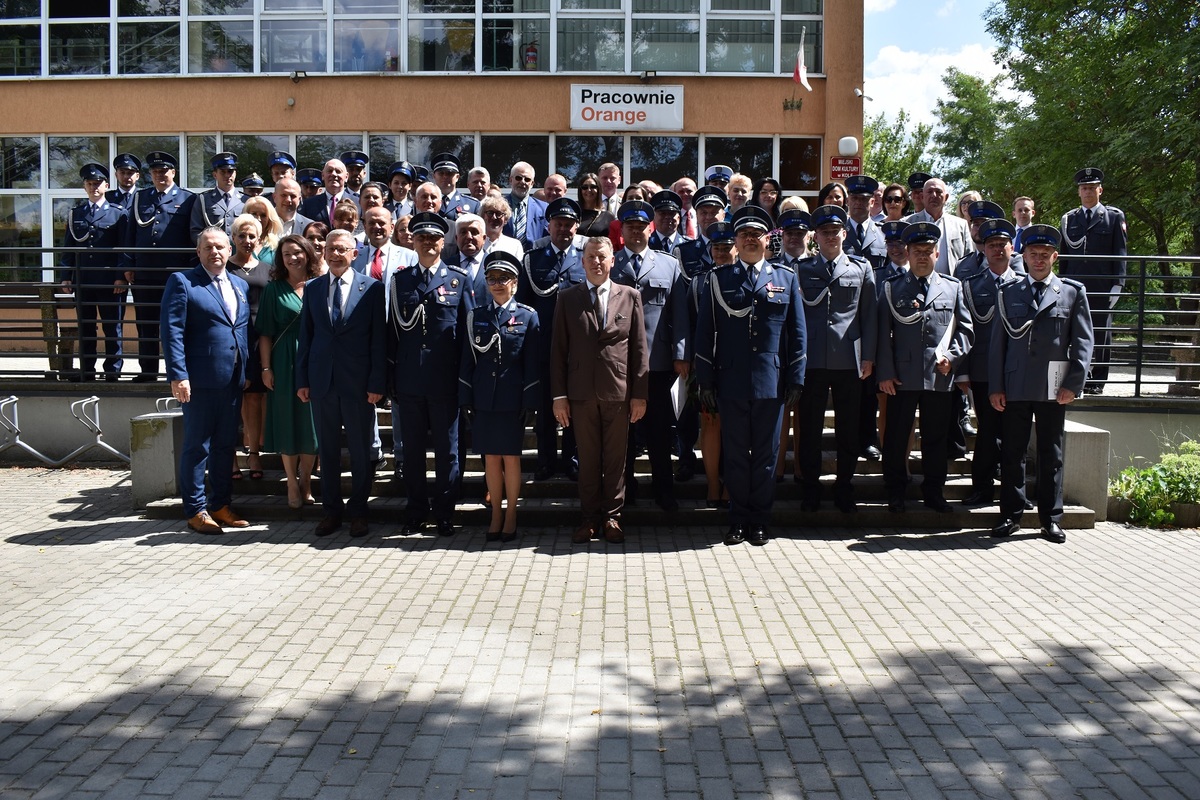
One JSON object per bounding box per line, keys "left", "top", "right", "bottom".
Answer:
{"left": 632, "top": 18, "right": 699, "bottom": 73}
{"left": 481, "top": 136, "right": 549, "bottom": 187}
{"left": 188, "top": 20, "right": 254, "bottom": 73}
{"left": 409, "top": 19, "right": 476, "bottom": 71}
{"left": 630, "top": 136, "right": 697, "bottom": 190}
{"left": 556, "top": 136, "right": 622, "bottom": 185}
{"left": 261, "top": 19, "right": 327, "bottom": 72}
{"left": 558, "top": 19, "right": 624, "bottom": 72}
{"left": 0, "top": 195, "right": 42, "bottom": 281}
{"left": 706, "top": 19, "right": 772, "bottom": 73}
{"left": 49, "top": 23, "right": 109, "bottom": 76}
{"left": 48, "top": 136, "right": 108, "bottom": 190}
{"left": 705, "top": 137, "right": 772, "bottom": 181}
{"left": 405, "top": 135, "right": 473, "bottom": 175}
{"left": 1, "top": 137, "right": 42, "bottom": 190}
{"left": 0, "top": 25, "right": 39, "bottom": 76}
{"left": 118, "top": 22, "right": 180, "bottom": 75}
{"left": 335, "top": 20, "right": 399, "bottom": 72}
{"left": 779, "top": 137, "right": 820, "bottom": 192}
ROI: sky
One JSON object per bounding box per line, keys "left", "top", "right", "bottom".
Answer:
{"left": 862, "top": 0, "right": 1006, "bottom": 128}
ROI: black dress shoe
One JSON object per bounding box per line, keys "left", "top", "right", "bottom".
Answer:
{"left": 1024, "top": 498, "right": 1035, "bottom": 510}
{"left": 861, "top": 445, "right": 882, "bottom": 461}
{"left": 533, "top": 466, "right": 554, "bottom": 481}
{"left": 960, "top": 490, "right": 993, "bottom": 507}
{"left": 887, "top": 498, "right": 906, "bottom": 513}
{"left": 371, "top": 456, "right": 387, "bottom": 474}
{"left": 565, "top": 463, "right": 580, "bottom": 481}
{"left": 747, "top": 526, "right": 769, "bottom": 546}
{"left": 402, "top": 518, "right": 426, "bottom": 534}
{"left": 1041, "top": 522, "right": 1066, "bottom": 543}
{"left": 500, "top": 529, "right": 518, "bottom": 543}
{"left": 724, "top": 525, "right": 745, "bottom": 546}
{"left": 924, "top": 497, "right": 953, "bottom": 513}
{"left": 349, "top": 518, "right": 369, "bottom": 538}
{"left": 991, "top": 517, "right": 1019, "bottom": 537}
{"left": 314, "top": 516, "right": 342, "bottom": 537}
{"left": 960, "top": 419, "right": 977, "bottom": 436}
{"left": 655, "top": 495, "right": 679, "bottom": 513}
{"left": 485, "top": 530, "right": 502, "bottom": 542}
{"left": 800, "top": 490, "right": 820, "bottom": 513}
{"left": 834, "top": 497, "right": 857, "bottom": 514}
{"left": 436, "top": 520, "right": 454, "bottom": 537}
{"left": 132, "top": 374, "right": 157, "bottom": 383}
{"left": 103, "top": 373, "right": 119, "bottom": 383}
{"left": 675, "top": 465, "right": 695, "bottom": 482}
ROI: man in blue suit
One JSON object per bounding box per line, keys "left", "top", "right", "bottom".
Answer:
{"left": 503, "top": 161, "right": 548, "bottom": 250}
{"left": 298, "top": 159, "right": 358, "bottom": 227}
{"left": 297, "top": 229, "right": 387, "bottom": 539}
{"left": 161, "top": 229, "right": 251, "bottom": 535}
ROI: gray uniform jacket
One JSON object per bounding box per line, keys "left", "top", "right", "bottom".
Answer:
{"left": 876, "top": 270, "right": 973, "bottom": 392}
{"left": 796, "top": 252, "right": 877, "bottom": 373}
{"left": 611, "top": 247, "right": 688, "bottom": 372}
{"left": 955, "top": 266, "right": 1023, "bottom": 384}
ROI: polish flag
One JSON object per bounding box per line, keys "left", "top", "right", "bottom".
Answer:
{"left": 793, "top": 28, "right": 812, "bottom": 91}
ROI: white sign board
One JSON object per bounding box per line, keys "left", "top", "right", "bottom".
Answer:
{"left": 570, "top": 84, "right": 685, "bottom": 131}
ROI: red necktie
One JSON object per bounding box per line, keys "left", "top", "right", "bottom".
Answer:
{"left": 370, "top": 247, "right": 383, "bottom": 280}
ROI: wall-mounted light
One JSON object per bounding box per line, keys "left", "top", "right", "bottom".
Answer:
{"left": 640, "top": 70, "right": 656, "bottom": 81}
{"left": 291, "top": 70, "right": 307, "bottom": 83}
{"left": 854, "top": 87, "right": 874, "bottom": 101}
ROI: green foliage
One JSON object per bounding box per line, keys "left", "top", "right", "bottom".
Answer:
{"left": 931, "top": 68, "right": 1009, "bottom": 193}
{"left": 863, "top": 110, "right": 933, "bottom": 186}
{"left": 1109, "top": 440, "right": 1200, "bottom": 527}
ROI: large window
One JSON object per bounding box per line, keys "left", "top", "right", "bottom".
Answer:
{"left": 0, "top": 0, "right": 823, "bottom": 76}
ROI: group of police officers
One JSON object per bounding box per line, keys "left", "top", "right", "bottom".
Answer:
{"left": 60, "top": 149, "right": 1102, "bottom": 546}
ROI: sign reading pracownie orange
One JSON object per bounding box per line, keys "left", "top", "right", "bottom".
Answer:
{"left": 570, "top": 84, "right": 685, "bottom": 132}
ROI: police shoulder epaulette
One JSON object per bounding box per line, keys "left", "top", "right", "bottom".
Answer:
{"left": 941, "top": 273, "right": 960, "bottom": 282}
{"left": 774, "top": 262, "right": 796, "bottom": 274}
{"left": 883, "top": 271, "right": 905, "bottom": 282}
{"left": 846, "top": 254, "right": 869, "bottom": 265}
{"left": 515, "top": 302, "right": 536, "bottom": 313}
{"left": 712, "top": 262, "right": 737, "bottom": 271}
{"left": 1106, "top": 205, "right": 1124, "bottom": 216}
{"left": 1059, "top": 276, "right": 1086, "bottom": 291}
{"left": 446, "top": 262, "right": 469, "bottom": 276}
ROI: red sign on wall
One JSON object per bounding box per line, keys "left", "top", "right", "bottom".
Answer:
{"left": 830, "top": 157, "right": 862, "bottom": 181}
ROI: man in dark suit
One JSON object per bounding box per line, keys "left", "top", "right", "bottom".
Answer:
{"left": 611, "top": 199, "right": 689, "bottom": 511}
{"left": 990, "top": 224, "right": 1093, "bottom": 544}
{"left": 388, "top": 212, "right": 473, "bottom": 536}
{"left": 552, "top": 236, "right": 649, "bottom": 545}
{"left": 298, "top": 158, "right": 357, "bottom": 227}
{"left": 503, "top": 161, "right": 548, "bottom": 250}
{"left": 161, "top": 229, "right": 251, "bottom": 534}
{"left": 60, "top": 163, "right": 129, "bottom": 382}
{"left": 1058, "top": 167, "right": 1126, "bottom": 393}
{"left": 296, "top": 228, "right": 387, "bottom": 539}
{"left": 694, "top": 206, "right": 806, "bottom": 546}
{"left": 122, "top": 150, "right": 196, "bottom": 382}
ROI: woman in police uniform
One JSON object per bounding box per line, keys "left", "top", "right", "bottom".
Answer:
{"left": 458, "top": 251, "right": 541, "bottom": 542}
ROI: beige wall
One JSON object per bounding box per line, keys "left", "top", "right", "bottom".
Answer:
{"left": 1, "top": 5, "right": 863, "bottom": 182}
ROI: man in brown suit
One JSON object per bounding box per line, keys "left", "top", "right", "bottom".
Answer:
{"left": 552, "top": 236, "right": 649, "bottom": 544}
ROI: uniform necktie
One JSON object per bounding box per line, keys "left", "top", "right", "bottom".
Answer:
{"left": 371, "top": 247, "right": 383, "bottom": 280}
{"left": 420, "top": 266, "right": 432, "bottom": 289}
{"left": 89, "top": 203, "right": 99, "bottom": 218}
{"left": 223, "top": 192, "right": 230, "bottom": 207}
{"left": 918, "top": 276, "right": 929, "bottom": 301}
{"left": 513, "top": 200, "right": 527, "bottom": 241}
{"left": 556, "top": 248, "right": 565, "bottom": 270}
{"left": 825, "top": 259, "right": 834, "bottom": 277}
{"left": 331, "top": 276, "right": 344, "bottom": 323}
{"left": 1084, "top": 208, "right": 1093, "bottom": 227}
{"left": 1033, "top": 280, "right": 1046, "bottom": 304}
{"left": 631, "top": 253, "right": 643, "bottom": 278}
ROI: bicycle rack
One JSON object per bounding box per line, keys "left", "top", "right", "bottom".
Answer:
{"left": 0, "top": 395, "right": 131, "bottom": 467}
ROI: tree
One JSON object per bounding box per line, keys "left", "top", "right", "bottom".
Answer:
{"left": 862, "top": 110, "right": 933, "bottom": 187}
{"left": 930, "top": 68, "right": 1007, "bottom": 194}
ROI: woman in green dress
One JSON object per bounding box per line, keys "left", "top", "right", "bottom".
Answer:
{"left": 258, "top": 234, "right": 321, "bottom": 508}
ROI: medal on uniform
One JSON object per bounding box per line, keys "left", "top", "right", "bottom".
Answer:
{"left": 451, "top": 278, "right": 459, "bottom": 288}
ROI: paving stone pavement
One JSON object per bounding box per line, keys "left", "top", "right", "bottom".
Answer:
{"left": 1, "top": 467, "right": 1199, "bottom": 800}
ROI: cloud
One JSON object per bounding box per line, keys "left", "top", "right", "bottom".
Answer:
{"left": 864, "top": 0, "right": 898, "bottom": 12}
{"left": 936, "top": 0, "right": 958, "bottom": 17}
{"left": 863, "top": 42, "right": 1005, "bottom": 128}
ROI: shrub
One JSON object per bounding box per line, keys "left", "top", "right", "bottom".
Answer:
{"left": 1109, "top": 439, "right": 1200, "bottom": 527}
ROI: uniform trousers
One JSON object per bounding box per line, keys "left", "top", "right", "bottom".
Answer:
{"left": 131, "top": 281, "right": 166, "bottom": 375}
{"left": 999, "top": 400, "right": 1066, "bottom": 526}
{"left": 1087, "top": 291, "right": 1120, "bottom": 385}
{"left": 624, "top": 370, "right": 677, "bottom": 499}
{"left": 312, "top": 390, "right": 377, "bottom": 518}
{"left": 718, "top": 395, "right": 784, "bottom": 526}
{"left": 968, "top": 380, "right": 1002, "bottom": 496}
{"left": 396, "top": 394, "right": 460, "bottom": 522}
{"left": 179, "top": 375, "right": 243, "bottom": 517}
{"left": 573, "top": 399, "right": 631, "bottom": 528}
{"left": 799, "top": 368, "right": 861, "bottom": 493}
{"left": 882, "top": 390, "right": 952, "bottom": 501}
{"left": 536, "top": 373, "right": 577, "bottom": 472}
{"left": 857, "top": 376, "right": 879, "bottom": 450}
{"left": 74, "top": 279, "right": 125, "bottom": 375}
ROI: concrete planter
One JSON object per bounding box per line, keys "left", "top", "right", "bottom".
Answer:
{"left": 1107, "top": 496, "right": 1133, "bottom": 522}
{"left": 1170, "top": 502, "right": 1200, "bottom": 529}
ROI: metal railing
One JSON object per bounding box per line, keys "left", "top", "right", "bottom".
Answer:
{"left": 2, "top": 246, "right": 1199, "bottom": 399}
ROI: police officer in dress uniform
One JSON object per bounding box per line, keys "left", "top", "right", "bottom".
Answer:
{"left": 704, "top": 165, "right": 733, "bottom": 189}
{"left": 955, "top": 218, "right": 1025, "bottom": 507}
{"left": 795, "top": 204, "right": 877, "bottom": 513}
{"left": 105, "top": 153, "right": 142, "bottom": 211}
{"left": 457, "top": 250, "right": 541, "bottom": 543}
{"left": 1058, "top": 167, "right": 1126, "bottom": 394}
{"left": 694, "top": 206, "right": 806, "bottom": 547}
{"left": 611, "top": 199, "right": 689, "bottom": 512}
{"left": 990, "top": 224, "right": 1093, "bottom": 544}
{"left": 122, "top": 151, "right": 196, "bottom": 381}
{"left": 189, "top": 152, "right": 245, "bottom": 243}
{"left": 267, "top": 150, "right": 297, "bottom": 184}
{"left": 340, "top": 150, "right": 369, "bottom": 194}
{"left": 907, "top": 171, "right": 932, "bottom": 215}
{"left": 843, "top": 175, "right": 887, "bottom": 269}
{"left": 770, "top": 208, "right": 814, "bottom": 477}
{"left": 517, "top": 197, "right": 588, "bottom": 481}
{"left": 671, "top": 185, "right": 727, "bottom": 482}
{"left": 954, "top": 200, "right": 1024, "bottom": 281}
{"left": 648, "top": 190, "right": 689, "bottom": 253}
{"left": 297, "top": 168, "right": 324, "bottom": 201}
{"left": 387, "top": 161, "right": 416, "bottom": 219}
{"left": 431, "top": 152, "right": 480, "bottom": 223}
{"left": 876, "top": 221, "right": 974, "bottom": 513}
{"left": 387, "top": 212, "right": 474, "bottom": 536}
{"left": 60, "top": 163, "right": 129, "bottom": 382}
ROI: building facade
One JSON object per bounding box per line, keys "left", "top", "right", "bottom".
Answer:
{"left": 1, "top": 0, "right": 863, "bottom": 272}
